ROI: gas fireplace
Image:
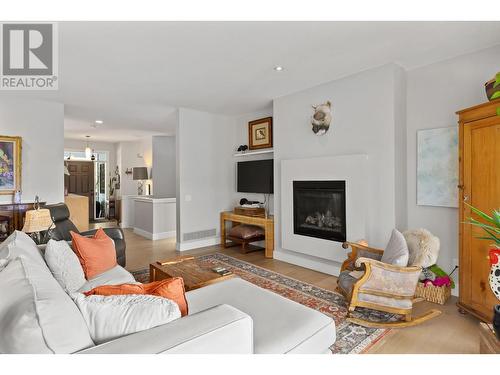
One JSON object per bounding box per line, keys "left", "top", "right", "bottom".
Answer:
{"left": 293, "top": 180, "right": 346, "bottom": 242}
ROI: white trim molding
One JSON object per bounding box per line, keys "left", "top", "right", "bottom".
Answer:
{"left": 133, "top": 227, "right": 176, "bottom": 241}
{"left": 176, "top": 236, "right": 220, "bottom": 251}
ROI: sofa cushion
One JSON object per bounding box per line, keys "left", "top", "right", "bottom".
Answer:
{"left": 78, "top": 265, "right": 138, "bottom": 293}
{"left": 186, "top": 278, "right": 335, "bottom": 354}
{"left": 0, "top": 256, "right": 94, "bottom": 353}
{"left": 381, "top": 229, "right": 409, "bottom": 266}
{"left": 44, "top": 239, "right": 86, "bottom": 293}
{"left": 0, "top": 258, "right": 52, "bottom": 353}
{"left": 0, "top": 230, "right": 46, "bottom": 266}
{"left": 70, "top": 228, "right": 117, "bottom": 279}
{"left": 72, "top": 293, "right": 181, "bottom": 345}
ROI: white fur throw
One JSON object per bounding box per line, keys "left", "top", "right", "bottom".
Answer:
{"left": 403, "top": 229, "right": 440, "bottom": 268}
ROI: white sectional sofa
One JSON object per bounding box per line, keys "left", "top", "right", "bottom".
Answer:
{"left": 0, "top": 231, "right": 335, "bottom": 354}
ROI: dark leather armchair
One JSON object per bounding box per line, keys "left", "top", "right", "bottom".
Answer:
{"left": 45, "top": 203, "right": 126, "bottom": 267}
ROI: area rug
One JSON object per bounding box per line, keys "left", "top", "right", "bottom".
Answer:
{"left": 132, "top": 253, "right": 393, "bottom": 354}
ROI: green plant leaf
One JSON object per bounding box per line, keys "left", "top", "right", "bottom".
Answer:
{"left": 491, "top": 91, "right": 500, "bottom": 100}
{"left": 497, "top": 107, "right": 500, "bottom": 116}
{"left": 493, "top": 210, "right": 500, "bottom": 227}
{"left": 494, "top": 72, "right": 500, "bottom": 88}
{"left": 465, "top": 202, "right": 495, "bottom": 223}
{"left": 465, "top": 220, "right": 500, "bottom": 234}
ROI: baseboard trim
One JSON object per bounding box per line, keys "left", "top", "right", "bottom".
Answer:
{"left": 133, "top": 228, "right": 176, "bottom": 241}
{"left": 152, "top": 230, "right": 176, "bottom": 240}
{"left": 176, "top": 236, "right": 220, "bottom": 251}
{"left": 274, "top": 249, "right": 342, "bottom": 277}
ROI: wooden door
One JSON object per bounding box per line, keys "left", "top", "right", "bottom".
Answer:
{"left": 65, "top": 161, "right": 94, "bottom": 220}
{"left": 459, "top": 115, "right": 500, "bottom": 321}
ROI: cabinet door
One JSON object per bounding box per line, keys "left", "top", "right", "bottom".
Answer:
{"left": 460, "top": 116, "right": 500, "bottom": 320}
{"left": 0, "top": 205, "right": 14, "bottom": 242}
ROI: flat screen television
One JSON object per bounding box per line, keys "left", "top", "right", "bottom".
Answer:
{"left": 237, "top": 159, "right": 274, "bottom": 194}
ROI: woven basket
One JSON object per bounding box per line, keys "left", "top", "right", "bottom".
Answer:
{"left": 415, "top": 282, "right": 451, "bottom": 305}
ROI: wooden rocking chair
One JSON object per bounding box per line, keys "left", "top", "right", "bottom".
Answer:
{"left": 337, "top": 241, "right": 441, "bottom": 328}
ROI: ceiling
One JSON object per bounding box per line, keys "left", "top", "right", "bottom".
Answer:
{"left": 15, "top": 21, "right": 500, "bottom": 142}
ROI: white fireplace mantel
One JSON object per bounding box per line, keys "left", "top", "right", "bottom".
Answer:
{"left": 280, "top": 154, "right": 369, "bottom": 275}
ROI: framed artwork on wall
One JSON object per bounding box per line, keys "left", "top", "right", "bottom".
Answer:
{"left": 417, "top": 127, "right": 458, "bottom": 207}
{"left": 0, "top": 136, "right": 22, "bottom": 195}
{"left": 248, "top": 117, "right": 273, "bottom": 150}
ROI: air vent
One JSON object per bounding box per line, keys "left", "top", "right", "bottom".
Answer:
{"left": 183, "top": 228, "right": 217, "bottom": 242}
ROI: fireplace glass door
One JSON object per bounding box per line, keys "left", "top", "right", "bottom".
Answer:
{"left": 293, "top": 180, "right": 346, "bottom": 242}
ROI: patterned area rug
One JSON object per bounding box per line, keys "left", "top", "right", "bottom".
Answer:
{"left": 132, "top": 253, "right": 393, "bottom": 354}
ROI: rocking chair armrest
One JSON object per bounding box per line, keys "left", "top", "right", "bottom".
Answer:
{"left": 341, "top": 242, "right": 384, "bottom": 272}
{"left": 342, "top": 242, "right": 384, "bottom": 255}
{"left": 355, "top": 257, "right": 421, "bottom": 274}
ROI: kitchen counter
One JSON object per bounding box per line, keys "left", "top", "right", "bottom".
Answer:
{"left": 120, "top": 195, "right": 176, "bottom": 240}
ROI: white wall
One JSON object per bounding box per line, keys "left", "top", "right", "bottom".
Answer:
{"left": 176, "top": 108, "right": 234, "bottom": 249}
{"left": 273, "top": 64, "right": 406, "bottom": 272}
{"left": 152, "top": 135, "right": 176, "bottom": 197}
{"left": 116, "top": 137, "right": 153, "bottom": 196}
{"left": 406, "top": 45, "right": 500, "bottom": 291}
{"left": 0, "top": 98, "right": 64, "bottom": 204}
{"left": 64, "top": 138, "right": 117, "bottom": 183}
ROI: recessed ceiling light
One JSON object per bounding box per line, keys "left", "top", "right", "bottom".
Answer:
{"left": 95, "top": 120, "right": 103, "bottom": 124}
{"left": 274, "top": 66, "right": 284, "bottom": 72}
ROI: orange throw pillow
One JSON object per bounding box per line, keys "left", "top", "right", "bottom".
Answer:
{"left": 70, "top": 228, "right": 117, "bottom": 279}
{"left": 85, "top": 277, "right": 188, "bottom": 316}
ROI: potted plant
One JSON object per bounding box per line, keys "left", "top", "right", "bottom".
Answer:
{"left": 465, "top": 204, "right": 500, "bottom": 338}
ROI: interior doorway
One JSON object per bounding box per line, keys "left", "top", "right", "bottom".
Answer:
{"left": 65, "top": 161, "right": 95, "bottom": 220}
{"left": 64, "top": 150, "right": 110, "bottom": 222}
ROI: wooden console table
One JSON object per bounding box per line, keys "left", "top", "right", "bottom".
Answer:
{"left": 220, "top": 211, "right": 274, "bottom": 258}
{"left": 0, "top": 202, "right": 45, "bottom": 243}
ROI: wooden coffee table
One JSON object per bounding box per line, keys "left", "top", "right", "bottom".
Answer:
{"left": 149, "top": 256, "right": 235, "bottom": 291}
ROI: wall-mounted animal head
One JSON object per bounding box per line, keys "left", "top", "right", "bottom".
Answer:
{"left": 311, "top": 101, "right": 332, "bottom": 136}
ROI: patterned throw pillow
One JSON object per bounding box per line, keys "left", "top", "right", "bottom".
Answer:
{"left": 44, "top": 239, "right": 86, "bottom": 293}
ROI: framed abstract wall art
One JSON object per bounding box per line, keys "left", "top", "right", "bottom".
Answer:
{"left": 417, "top": 127, "right": 458, "bottom": 208}
{"left": 0, "top": 136, "right": 22, "bottom": 195}
{"left": 248, "top": 117, "right": 273, "bottom": 150}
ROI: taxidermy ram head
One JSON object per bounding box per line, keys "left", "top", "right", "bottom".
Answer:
{"left": 311, "top": 101, "right": 332, "bottom": 135}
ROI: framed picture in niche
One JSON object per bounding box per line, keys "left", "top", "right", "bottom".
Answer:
{"left": 248, "top": 117, "right": 273, "bottom": 150}
{"left": 0, "top": 135, "right": 22, "bottom": 195}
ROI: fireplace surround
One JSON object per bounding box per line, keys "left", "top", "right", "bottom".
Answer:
{"left": 293, "top": 180, "right": 346, "bottom": 242}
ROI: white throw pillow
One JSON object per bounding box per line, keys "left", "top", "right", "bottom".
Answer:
{"left": 72, "top": 293, "right": 181, "bottom": 344}
{"left": 44, "top": 239, "right": 86, "bottom": 293}
{"left": 381, "top": 229, "right": 409, "bottom": 266}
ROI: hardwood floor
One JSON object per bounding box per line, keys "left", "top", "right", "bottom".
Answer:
{"left": 114, "top": 227, "right": 481, "bottom": 354}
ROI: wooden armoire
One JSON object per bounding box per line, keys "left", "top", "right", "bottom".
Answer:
{"left": 456, "top": 99, "right": 500, "bottom": 322}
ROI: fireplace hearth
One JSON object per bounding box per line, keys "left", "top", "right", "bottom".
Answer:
{"left": 293, "top": 180, "right": 346, "bottom": 242}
